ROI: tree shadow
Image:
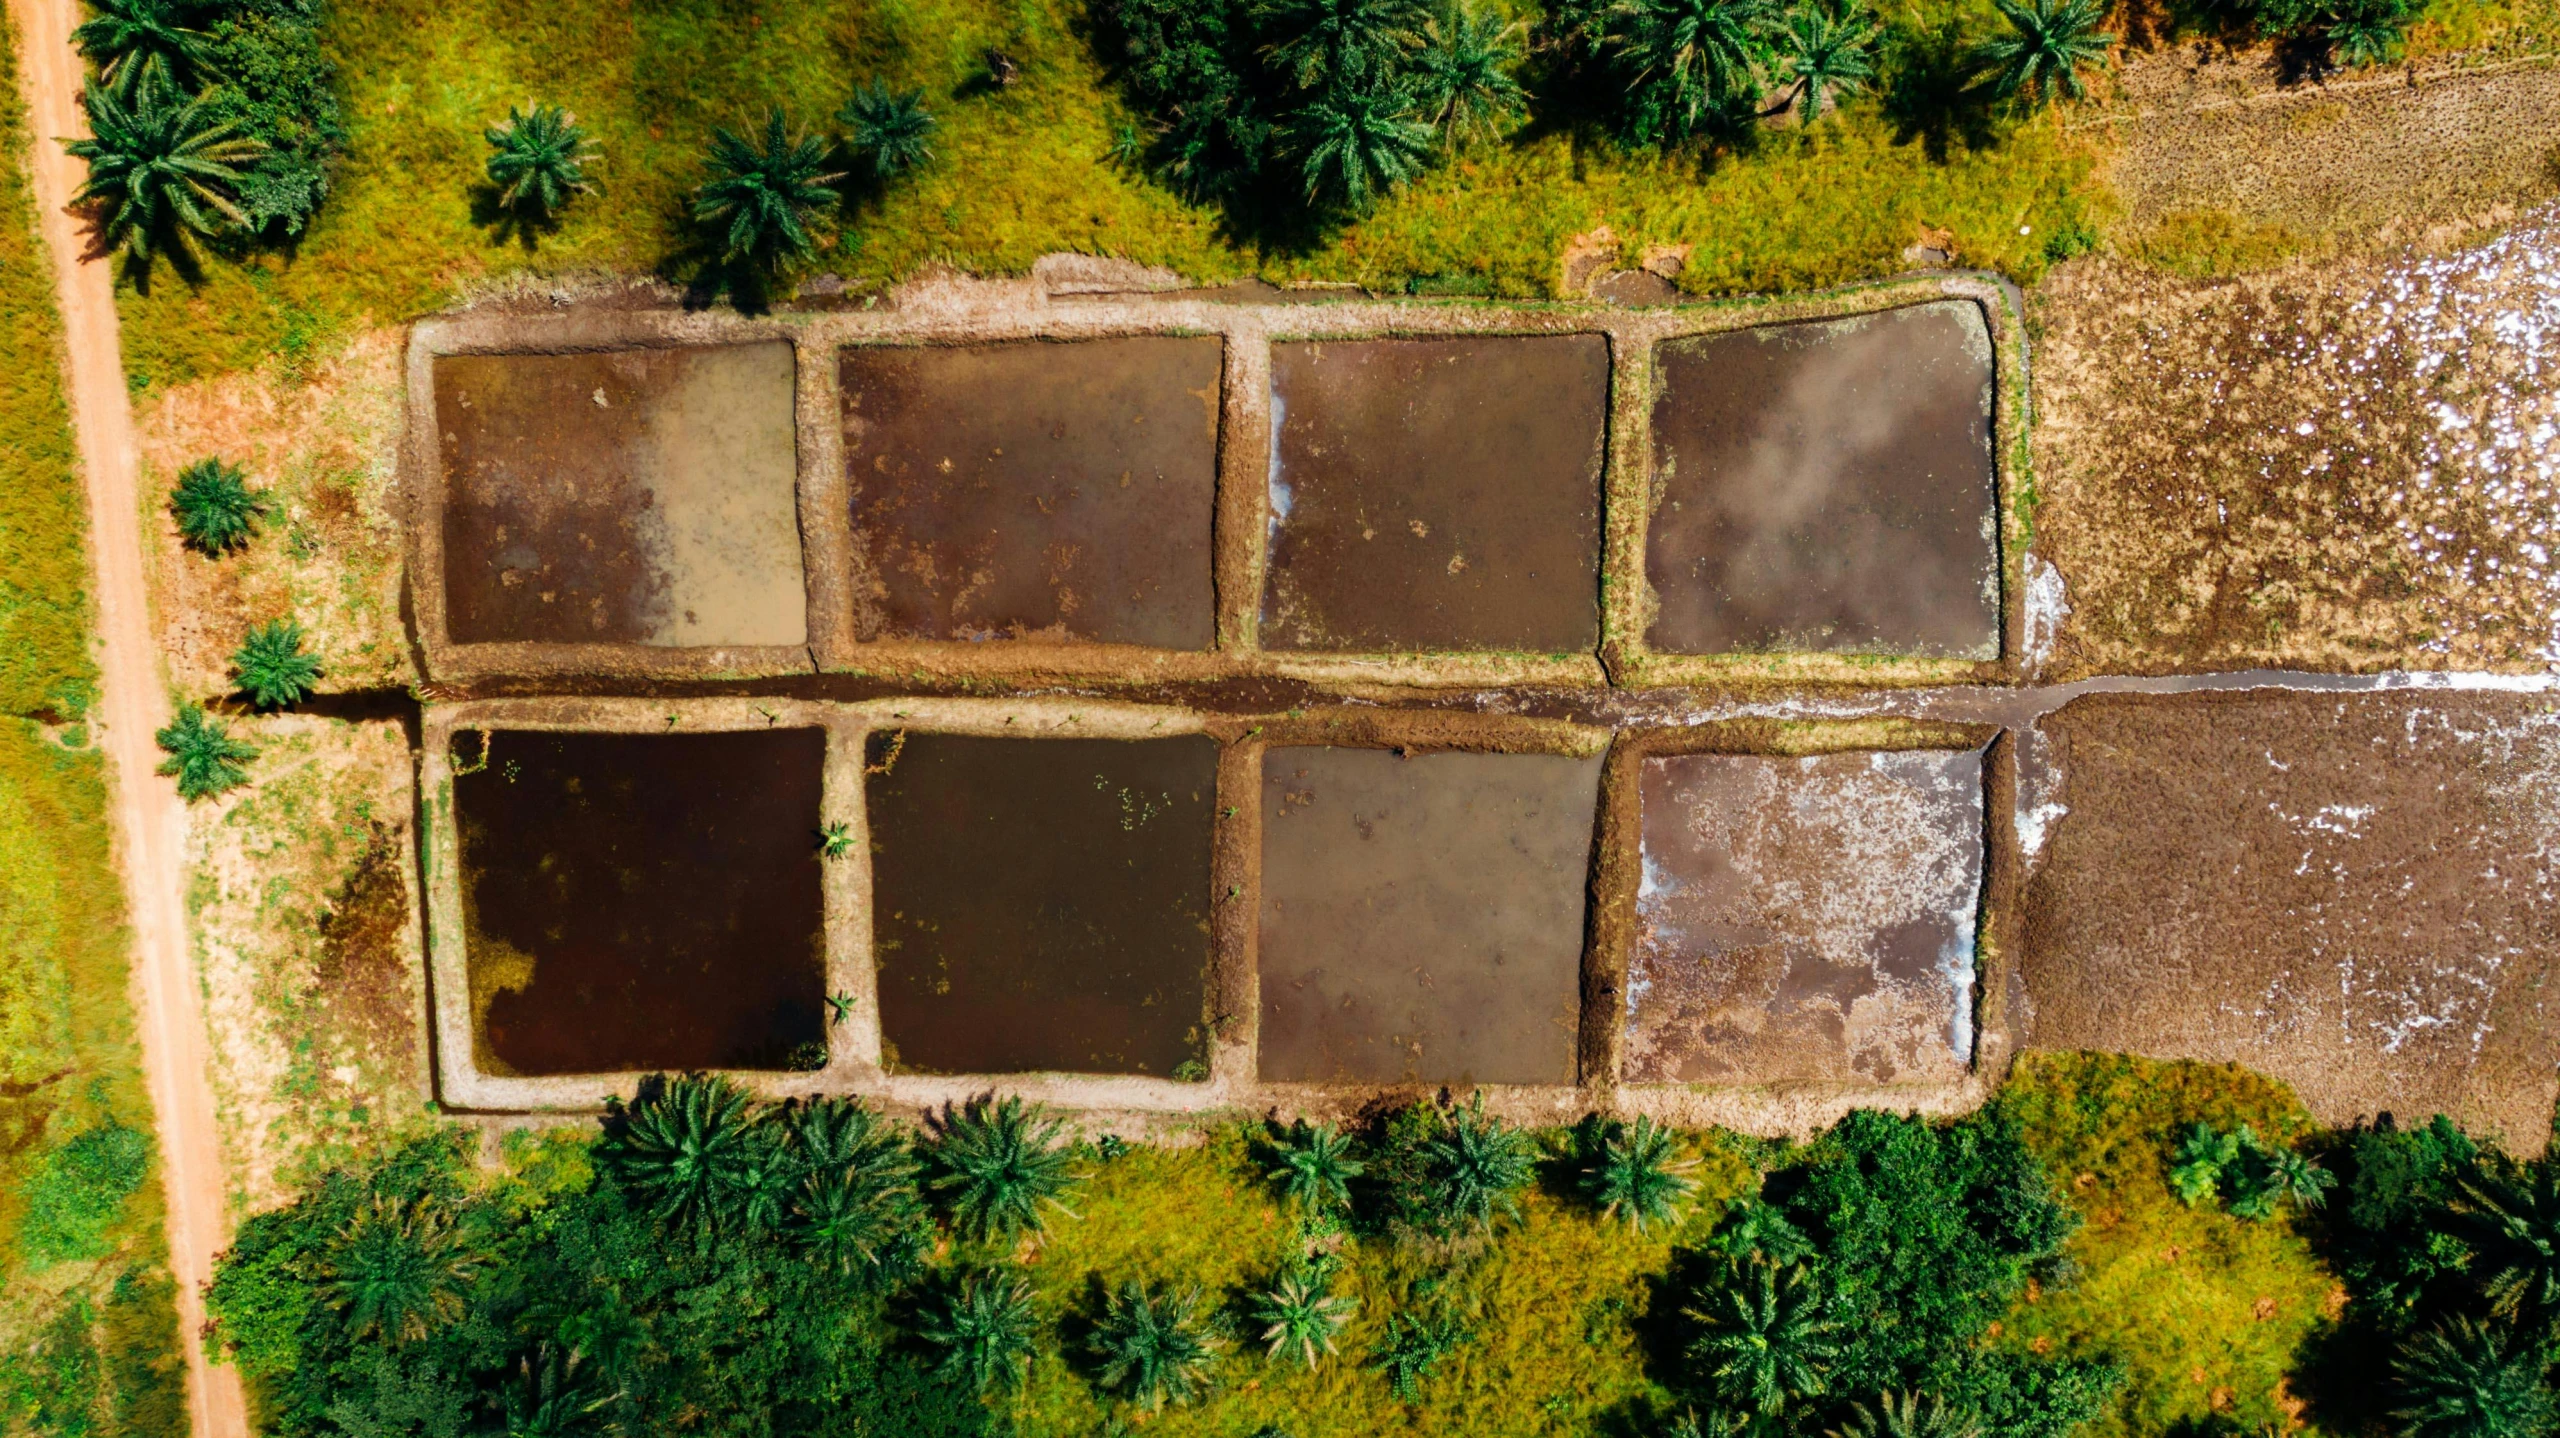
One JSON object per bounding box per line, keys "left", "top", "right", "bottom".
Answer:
{"left": 469, "top": 184, "right": 565, "bottom": 251}
{"left": 1881, "top": 19, "right": 2002, "bottom": 162}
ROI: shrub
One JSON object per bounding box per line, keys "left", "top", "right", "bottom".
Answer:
{"left": 230, "top": 618, "right": 319, "bottom": 709}
{"left": 1090, "top": 1279, "right": 1223, "bottom": 1411}
{"left": 837, "top": 81, "right": 936, "bottom": 181}
{"left": 15, "top": 1120, "right": 152, "bottom": 1268}
{"left": 66, "top": 77, "right": 260, "bottom": 266}
{"left": 691, "top": 110, "right": 841, "bottom": 274}
{"left": 197, "top": 0, "right": 345, "bottom": 237}
{"left": 154, "top": 703, "right": 254, "bottom": 800}
{"left": 921, "top": 1093, "right": 1079, "bottom": 1240}
{"left": 483, "top": 102, "right": 597, "bottom": 218}
{"left": 914, "top": 1268, "right": 1038, "bottom": 1394}
{"left": 168, "top": 457, "right": 268, "bottom": 553}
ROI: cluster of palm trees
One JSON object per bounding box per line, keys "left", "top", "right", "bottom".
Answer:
{"left": 152, "top": 455, "right": 321, "bottom": 800}
{"left": 2383, "top": 1160, "right": 2560, "bottom": 1438}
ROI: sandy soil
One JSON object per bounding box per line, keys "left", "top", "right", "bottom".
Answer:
{"left": 5, "top": 0, "right": 247, "bottom": 1430}
{"left": 2029, "top": 209, "right": 2560, "bottom": 677}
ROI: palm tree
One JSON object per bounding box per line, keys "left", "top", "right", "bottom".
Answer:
{"left": 1254, "top": 1267, "right": 1358, "bottom": 1367}
{"left": 1685, "top": 1260, "right": 1840, "bottom": 1416}
{"left": 490, "top": 1342, "right": 619, "bottom": 1438}
{"left": 484, "top": 104, "right": 598, "bottom": 218}
{"left": 72, "top": 0, "right": 216, "bottom": 102}
{"left": 1711, "top": 1196, "right": 1816, "bottom": 1265}
{"left": 838, "top": 81, "right": 936, "bottom": 181}
{"left": 2328, "top": 0, "right": 2408, "bottom": 67}
{"left": 1973, "top": 0, "right": 2113, "bottom": 109}
{"left": 2264, "top": 1144, "right": 2338, "bottom": 1211}
{"left": 1263, "top": 0, "right": 1429, "bottom": 91}
{"left": 1267, "top": 1119, "right": 1364, "bottom": 1215}
{"left": 691, "top": 110, "right": 842, "bottom": 273}
{"left": 1424, "top": 1094, "right": 1535, "bottom": 1231}
{"left": 319, "top": 1195, "right": 483, "bottom": 1344}
{"left": 1411, "top": 3, "right": 1525, "bottom": 146}
{"left": 916, "top": 1269, "right": 1040, "bottom": 1394}
{"left": 1581, "top": 1114, "right": 1699, "bottom": 1232}
{"left": 2451, "top": 1160, "right": 2560, "bottom": 1322}
{"left": 785, "top": 1096, "right": 925, "bottom": 1282}
{"left": 1367, "top": 1311, "right": 1467, "bottom": 1399}
{"left": 2389, "top": 1319, "right": 2556, "bottom": 1438}
{"left": 231, "top": 619, "right": 321, "bottom": 709}
{"left": 922, "top": 1094, "right": 1079, "bottom": 1240}
{"left": 2168, "top": 1122, "right": 2238, "bottom": 1207}
{"left": 1773, "top": 1, "right": 1879, "bottom": 122}
{"left": 598, "top": 1073, "right": 763, "bottom": 1235}
{"left": 169, "top": 457, "right": 269, "bottom": 553}
{"left": 67, "top": 78, "right": 262, "bottom": 266}
{"left": 1292, "top": 84, "right": 1435, "bottom": 212}
{"left": 156, "top": 704, "right": 255, "bottom": 801}
{"left": 1610, "top": 0, "right": 1782, "bottom": 141}
{"left": 1829, "top": 1391, "right": 1983, "bottom": 1438}
{"left": 1091, "top": 1280, "right": 1223, "bottom": 1412}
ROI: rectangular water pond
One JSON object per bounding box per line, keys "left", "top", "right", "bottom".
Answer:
{"left": 1257, "top": 747, "right": 1598, "bottom": 1084}
{"left": 437, "top": 344, "right": 806, "bottom": 647}
{"left": 1262, "top": 336, "right": 1607, "bottom": 653}
{"left": 1629, "top": 750, "right": 1984, "bottom": 1087}
{"left": 2024, "top": 691, "right": 2560, "bottom": 1145}
{"left": 840, "top": 338, "right": 1222, "bottom": 648}
{"left": 454, "top": 728, "right": 826, "bottom": 1075}
{"left": 866, "top": 733, "right": 1218, "bottom": 1077}
{"left": 1645, "top": 302, "right": 1999, "bottom": 658}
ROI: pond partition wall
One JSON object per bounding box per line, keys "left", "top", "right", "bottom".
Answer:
{"left": 403, "top": 274, "right": 2030, "bottom": 690}
{"left": 403, "top": 275, "right": 2031, "bottom": 1128}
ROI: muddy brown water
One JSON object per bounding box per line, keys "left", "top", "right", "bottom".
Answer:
{"left": 1645, "top": 301, "right": 1999, "bottom": 658}
{"left": 867, "top": 732, "right": 1218, "bottom": 1076}
{"left": 2023, "top": 689, "right": 2560, "bottom": 1145}
{"left": 841, "top": 338, "right": 1222, "bottom": 648}
{"left": 437, "top": 344, "right": 806, "bottom": 647}
{"left": 1257, "top": 747, "right": 1600, "bottom": 1084}
{"left": 1630, "top": 749, "right": 1984, "bottom": 1086}
{"left": 456, "top": 728, "right": 827, "bottom": 1075}
{"left": 1262, "top": 336, "right": 1608, "bottom": 653}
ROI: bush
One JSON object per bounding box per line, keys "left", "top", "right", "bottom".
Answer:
{"left": 15, "top": 1119, "right": 151, "bottom": 1268}
{"left": 196, "top": 0, "right": 344, "bottom": 238}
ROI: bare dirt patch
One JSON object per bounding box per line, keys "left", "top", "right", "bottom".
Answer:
{"left": 2021, "top": 689, "right": 2560, "bottom": 1148}
{"left": 138, "top": 330, "right": 408, "bottom": 697}
{"left": 1628, "top": 748, "right": 1985, "bottom": 1086}
{"left": 1262, "top": 336, "right": 1607, "bottom": 654}
{"left": 1645, "top": 302, "right": 2000, "bottom": 658}
{"left": 437, "top": 343, "right": 804, "bottom": 647}
{"left": 2029, "top": 213, "right": 2560, "bottom": 677}
{"left": 840, "top": 337, "right": 1222, "bottom": 649}
{"left": 1256, "top": 747, "right": 1599, "bottom": 1085}
{"left": 184, "top": 716, "right": 425, "bottom": 1211}
{"left": 455, "top": 727, "right": 826, "bottom": 1075}
{"left": 866, "top": 733, "right": 1218, "bottom": 1078}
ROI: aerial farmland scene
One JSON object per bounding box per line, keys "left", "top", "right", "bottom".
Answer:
{"left": 8, "top": 0, "right": 2560, "bottom": 1433}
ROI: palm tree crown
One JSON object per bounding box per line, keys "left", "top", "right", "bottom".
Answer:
{"left": 1973, "top": 0, "right": 2113, "bottom": 108}
{"left": 1412, "top": 3, "right": 1525, "bottom": 145}
{"left": 1582, "top": 1114, "right": 1700, "bottom": 1232}
{"left": 1263, "top": 0, "right": 1429, "bottom": 91}
{"left": 916, "top": 1269, "right": 1040, "bottom": 1394}
{"left": 1292, "top": 83, "right": 1435, "bottom": 212}
{"left": 1254, "top": 1266, "right": 1358, "bottom": 1367}
{"left": 1686, "top": 1260, "right": 1841, "bottom": 1416}
{"left": 68, "top": 78, "right": 263, "bottom": 265}
{"left": 2452, "top": 1160, "right": 2560, "bottom": 1322}
{"left": 599, "top": 1073, "right": 765, "bottom": 1235}
{"left": 1612, "top": 0, "right": 1782, "bottom": 141}
{"left": 319, "top": 1195, "right": 483, "bottom": 1344}
{"left": 1775, "top": 2, "right": 1880, "bottom": 122}
{"left": 1829, "top": 1391, "right": 1984, "bottom": 1438}
{"left": 1423, "top": 1094, "right": 1535, "bottom": 1230}
{"left": 485, "top": 103, "right": 598, "bottom": 217}
{"left": 1267, "top": 1119, "right": 1364, "bottom": 1214}
{"left": 922, "top": 1094, "right": 1079, "bottom": 1240}
{"left": 169, "top": 457, "right": 270, "bottom": 553}
{"left": 232, "top": 619, "right": 322, "bottom": 709}
{"left": 1091, "top": 1280, "right": 1223, "bottom": 1412}
{"left": 2390, "top": 1318, "right": 2556, "bottom": 1438}
{"left": 72, "top": 0, "right": 216, "bottom": 102}
{"left": 155, "top": 704, "right": 256, "bottom": 801}
{"left": 838, "top": 81, "right": 937, "bottom": 180}
{"left": 691, "top": 110, "right": 842, "bottom": 271}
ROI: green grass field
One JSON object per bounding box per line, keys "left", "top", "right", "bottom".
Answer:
{"left": 0, "top": 13, "right": 183, "bottom": 1434}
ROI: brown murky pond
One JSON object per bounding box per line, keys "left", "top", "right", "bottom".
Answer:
{"left": 2024, "top": 690, "right": 2560, "bottom": 1146}
{"left": 840, "top": 338, "right": 1222, "bottom": 648}
{"left": 1629, "top": 749, "right": 1984, "bottom": 1086}
{"left": 1645, "top": 302, "right": 1999, "bottom": 657}
{"left": 867, "top": 733, "right": 1218, "bottom": 1076}
{"left": 1262, "top": 336, "right": 1608, "bottom": 653}
{"left": 437, "top": 344, "right": 807, "bottom": 647}
{"left": 456, "top": 728, "right": 827, "bottom": 1075}
{"left": 1257, "top": 747, "right": 1599, "bottom": 1084}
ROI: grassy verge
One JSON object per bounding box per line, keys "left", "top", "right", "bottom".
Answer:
{"left": 0, "top": 12, "right": 184, "bottom": 1433}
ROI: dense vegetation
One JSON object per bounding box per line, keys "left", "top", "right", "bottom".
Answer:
{"left": 199, "top": 1054, "right": 2554, "bottom": 1438}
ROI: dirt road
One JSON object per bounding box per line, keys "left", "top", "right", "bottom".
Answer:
{"left": 6, "top": 1, "right": 249, "bottom": 1433}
